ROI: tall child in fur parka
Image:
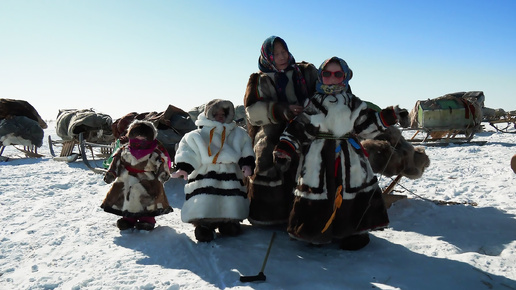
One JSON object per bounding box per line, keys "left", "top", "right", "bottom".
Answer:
{"left": 171, "top": 99, "right": 255, "bottom": 242}
{"left": 244, "top": 36, "right": 318, "bottom": 226}
{"left": 101, "top": 120, "right": 173, "bottom": 231}
{"left": 274, "top": 57, "right": 409, "bottom": 250}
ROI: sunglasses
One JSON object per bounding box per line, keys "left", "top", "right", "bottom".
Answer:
{"left": 322, "top": 70, "right": 345, "bottom": 78}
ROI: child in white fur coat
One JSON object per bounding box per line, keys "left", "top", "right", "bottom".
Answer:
{"left": 171, "top": 99, "right": 255, "bottom": 242}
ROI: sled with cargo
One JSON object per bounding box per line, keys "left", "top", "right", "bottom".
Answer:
{"left": 482, "top": 107, "right": 516, "bottom": 134}
{"left": 407, "top": 91, "right": 486, "bottom": 145}
{"left": 48, "top": 108, "right": 115, "bottom": 173}
{"left": 0, "top": 98, "right": 47, "bottom": 161}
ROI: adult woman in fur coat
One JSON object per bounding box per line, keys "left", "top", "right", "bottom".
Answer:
{"left": 244, "top": 36, "right": 318, "bottom": 225}
{"left": 101, "top": 120, "right": 173, "bottom": 231}
{"left": 171, "top": 99, "right": 255, "bottom": 242}
{"left": 274, "top": 57, "right": 408, "bottom": 250}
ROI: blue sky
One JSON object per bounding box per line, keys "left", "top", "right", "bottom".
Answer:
{"left": 1, "top": 1, "right": 515, "bottom": 120}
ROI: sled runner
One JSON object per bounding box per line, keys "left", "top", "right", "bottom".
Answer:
{"left": 0, "top": 99, "right": 47, "bottom": 161}
{"left": 407, "top": 91, "right": 484, "bottom": 144}
{"left": 49, "top": 109, "right": 115, "bottom": 172}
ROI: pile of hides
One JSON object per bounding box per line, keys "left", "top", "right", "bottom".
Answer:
{"left": 111, "top": 104, "right": 196, "bottom": 159}
{"left": 361, "top": 126, "right": 430, "bottom": 179}
{"left": 56, "top": 109, "right": 114, "bottom": 143}
{"left": 0, "top": 98, "right": 47, "bottom": 147}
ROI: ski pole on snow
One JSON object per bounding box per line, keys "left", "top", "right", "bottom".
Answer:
{"left": 240, "top": 231, "right": 276, "bottom": 282}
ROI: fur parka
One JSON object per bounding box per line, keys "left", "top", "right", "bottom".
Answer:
{"left": 243, "top": 62, "right": 318, "bottom": 225}
{"left": 101, "top": 121, "right": 172, "bottom": 218}
{"left": 274, "top": 91, "right": 397, "bottom": 244}
{"left": 174, "top": 100, "right": 255, "bottom": 224}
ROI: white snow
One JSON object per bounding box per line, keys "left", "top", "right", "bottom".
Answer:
{"left": 1, "top": 121, "right": 516, "bottom": 290}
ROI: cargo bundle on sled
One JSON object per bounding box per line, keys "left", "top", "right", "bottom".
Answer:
{"left": 48, "top": 109, "right": 115, "bottom": 173}
{"left": 0, "top": 98, "right": 47, "bottom": 161}
{"left": 408, "top": 91, "right": 484, "bottom": 144}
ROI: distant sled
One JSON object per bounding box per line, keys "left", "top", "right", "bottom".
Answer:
{"left": 0, "top": 98, "right": 47, "bottom": 161}
{"left": 482, "top": 107, "right": 516, "bottom": 134}
{"left": 407, "top": 91, "right": 485, "bottom": 145}
{"left": 49, "top": 108, "right": 114, "bottom": 173}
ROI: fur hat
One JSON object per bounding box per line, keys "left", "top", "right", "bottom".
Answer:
{"left": 204, "top": 99, "right": 235, "bottom": 124}
{"left": 126, "top": 120, "right": 157, "bottom": 140}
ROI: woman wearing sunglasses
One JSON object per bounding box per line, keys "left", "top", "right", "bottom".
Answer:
{"left": 243, "top": 36, "right": 318, "bottom": 226}
{"left": 273, "top": 56, "right": 408, "bottom": 250}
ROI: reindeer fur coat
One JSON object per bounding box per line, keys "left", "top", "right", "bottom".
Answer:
{"left": 275, "top": 92, "right": 397, "bottom": 244}
{"left": 101, "top": 121, "right": 172, "bottom": 218}
{"left": 243, "top": 62, "right": 318, "bottom": 224}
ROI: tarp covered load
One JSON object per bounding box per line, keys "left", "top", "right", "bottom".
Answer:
{"left": 409, "top": 91, "right": 484, "bottom": 130}
{"left": 0, "top": 98, "right": 47, "bottom": 147}
{"left": 56, "top": 109, "right": 114, "bottom": 143}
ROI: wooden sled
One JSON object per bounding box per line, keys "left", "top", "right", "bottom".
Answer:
{"left": 486, "top": 113, "right": 516, "bottom": 133}
{"left": 78, "top": 133, "right": 110, "bottom": 174}
{"left": 407, "top": 127, "right": 486, "bottom": 146}
{"left": 49, "top": 132, "right": 112, "bottom": 174}
{"left": 408, "top": 93, "right": 484, "bottom": 145}
{"left": 0, "top": 143, "right": 44, "bottom": 162}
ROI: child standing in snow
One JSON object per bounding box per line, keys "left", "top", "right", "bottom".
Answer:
{"left": 274, "top": 57, "right": 408, "bottom": 250}
{"left": 171, "top": 99, "right": 255, "bottom": 242}
{"left": 101, "top": 120, "right": 173, "bottom": 231}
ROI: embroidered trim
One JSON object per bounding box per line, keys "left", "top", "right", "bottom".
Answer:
{"left": 316, "top": 132, "right": 350, "bottom": 139}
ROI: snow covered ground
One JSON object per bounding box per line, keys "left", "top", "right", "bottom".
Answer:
{"left": 1, "top": 121, "right": 516, "bottom": 290}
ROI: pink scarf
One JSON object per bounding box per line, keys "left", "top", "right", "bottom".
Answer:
{"left": 128, "top": 139, "right": 158, "bottom": 160}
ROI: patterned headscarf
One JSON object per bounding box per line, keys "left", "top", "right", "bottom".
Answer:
{"left": 258, "top": 36, "right": 295, "bottom": 73}
{"left": 257, "top": 36, "right": 309, "bottom": 104}
{"left": 315, "top": 56, "right": 353, "bottom": 94}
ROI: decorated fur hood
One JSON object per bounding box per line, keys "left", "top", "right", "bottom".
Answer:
{"left": 195, "top": 99, "right": 237, "bottom": 130}
{"left": 204, "top": 99, "right": 235, "bottom": 124}
{"left": 127, "top": 120, "right": 158, "bottom": 140}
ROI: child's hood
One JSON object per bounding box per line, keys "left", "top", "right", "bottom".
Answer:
{"left": 203, "top": 99, "right": 235, "bottom": 124}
